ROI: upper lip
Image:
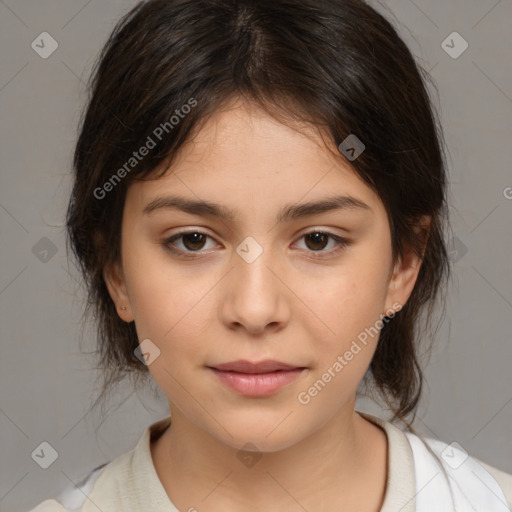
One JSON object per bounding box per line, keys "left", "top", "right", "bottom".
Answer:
{"left": 209, "top": 360, "right": 304, "bottom": 374}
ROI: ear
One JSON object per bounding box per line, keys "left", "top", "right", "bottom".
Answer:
{"left": 384, "top": 216, "right": 431, "bottom": 314}
{"left": 103, "top": 261, "right": 134, "bottom": 322}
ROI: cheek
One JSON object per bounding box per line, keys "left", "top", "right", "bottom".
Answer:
{"left": 294, "top": 273, "right": 388, "bottom": 406}
{"left": 122, "top": 243, "right": 217, "bottom": 355}
{"left": 294, "top": 257, "right": 392, "bottom": 398}
{"left": 304, "top": 258, "right": 390, "bottom": 341}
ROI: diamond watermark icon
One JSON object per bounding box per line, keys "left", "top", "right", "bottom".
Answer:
{"left": 31, "top": 32, "right": 59, "bottom": 59}
{"left": 442, "top": 32, "right": 468, "bottom": 59}
{"left": 236, "top": 442, "right": 263, "bottom": 468}
{"left": 338, "top": 134, "right": 365, "bottom": 161}
{"left": 134, "top": 338, "right": 161, "bottom": 366}
{"left": 441, "top": 441, "right": 469, "bottom": 469}
{"left": 32, "top": 237, "right": 58, "bottom": 263}
{"left": 31, "top": 441, "right": 59, "bottom": 469}
{"left": 236, "top": 236, "right": 263, "bottom": 264}
{"left": 447, "top": 236, "right": 468, "bottom": 264}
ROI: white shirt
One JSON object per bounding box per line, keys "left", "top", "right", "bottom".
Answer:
{"left": 27, "top": 412, "right": 512, "bottom": 511}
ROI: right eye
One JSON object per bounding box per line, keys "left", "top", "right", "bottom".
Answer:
{"left": 162, "top": 230, "right": 220, "bottom": 257}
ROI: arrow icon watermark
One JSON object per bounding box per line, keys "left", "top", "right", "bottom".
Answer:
{"left": 338, "top": 134, "right": 365, "bottom": 161}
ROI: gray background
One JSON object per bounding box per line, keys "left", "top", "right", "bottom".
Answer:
{"left": 1, "top": 0, "right": 511, "bottom": 510}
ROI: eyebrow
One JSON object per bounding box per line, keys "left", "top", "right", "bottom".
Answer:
{"left": 143, "top": 194, "right": 372, "bottom": 223}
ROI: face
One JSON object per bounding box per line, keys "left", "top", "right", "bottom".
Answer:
{"left": 105, "top": 98, "right": 424, "bottom": 452}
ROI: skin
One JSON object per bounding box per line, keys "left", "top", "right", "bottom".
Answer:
{"left": 104, "top": 98, "right": 429, "bottom": 511}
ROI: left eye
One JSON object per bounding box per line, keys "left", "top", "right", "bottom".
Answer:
{"left": 296, "top": 232, "right": 349, "bottom": 253}
{"left": 163, "top": 230, "right": 350, "bottom": 256}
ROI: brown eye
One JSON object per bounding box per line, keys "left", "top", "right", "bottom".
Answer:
{"left": 181, "top": 232, "right": 207, "bottom": 251}
{"left": 163, "top": 230, "right": 217, "bottom": 256}
{"left": 304, "top": 232, "right": 330, "bottom": 251}
{"left": 296, "top": 231, "right": 351, "bottom": 255}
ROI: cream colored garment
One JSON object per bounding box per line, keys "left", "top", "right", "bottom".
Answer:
{"left": 27, "top": 413, "right": 512, "bottom": 512}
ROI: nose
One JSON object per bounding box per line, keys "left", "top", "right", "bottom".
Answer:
{"left": 220, "top": 245, "right": 290, "bottom": 335}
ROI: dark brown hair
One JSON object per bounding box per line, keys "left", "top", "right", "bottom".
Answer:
{"left": 67, "top": 0, "right": 452, "bottom": 426}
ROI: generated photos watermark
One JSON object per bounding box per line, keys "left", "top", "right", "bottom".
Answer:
{"left": 297, "top": 302, "right": 403, "bottom": 405}
{"left": 93, "top": 97, "right": 198, "bottom": 200}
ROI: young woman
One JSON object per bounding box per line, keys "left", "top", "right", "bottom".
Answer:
{"left": 29, "top": 0, "right": 512, "bottom": 511}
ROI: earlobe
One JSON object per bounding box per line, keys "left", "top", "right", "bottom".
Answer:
{"left": 103, "top": 262, "right": 134, "bottom": 322}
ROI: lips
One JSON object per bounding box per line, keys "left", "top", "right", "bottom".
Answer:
{"left": 209, "top": 359, "right": 304, "bottom": 374}
{"left": 208, "top": 361, "right": 307, "bottom": 397}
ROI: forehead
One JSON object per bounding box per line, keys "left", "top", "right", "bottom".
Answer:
{"left": 125, "top": 100, "right": 385, "bottom": 221}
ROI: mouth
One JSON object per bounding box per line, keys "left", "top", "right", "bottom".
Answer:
{"left": 207, "top": 360, "right": 308, "bottom": 396}
{"left": 208, "top": 359, "right": 306, "bottom": 374}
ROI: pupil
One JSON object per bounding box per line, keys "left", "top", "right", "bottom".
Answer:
{"left": 184, "top": 233, "right": 205, "bottom": 250}
{"left": 306, "top": 233, "right": 327, "bottom": 251}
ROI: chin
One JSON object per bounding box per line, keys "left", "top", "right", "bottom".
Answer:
{"left": 208, "top": 420, "right": 305, "bottom": 454}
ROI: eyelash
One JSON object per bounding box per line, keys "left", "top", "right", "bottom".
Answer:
{"left": 162, "top": 230, "right": 352, "bottom": 259}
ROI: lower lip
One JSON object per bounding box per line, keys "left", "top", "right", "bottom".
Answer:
{"left": 209, "top": 368, "right": 306, "bottom": 396}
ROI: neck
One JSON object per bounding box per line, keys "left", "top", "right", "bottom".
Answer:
{"left": 151, "top": 406, "right": 388, "bottom": 511}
